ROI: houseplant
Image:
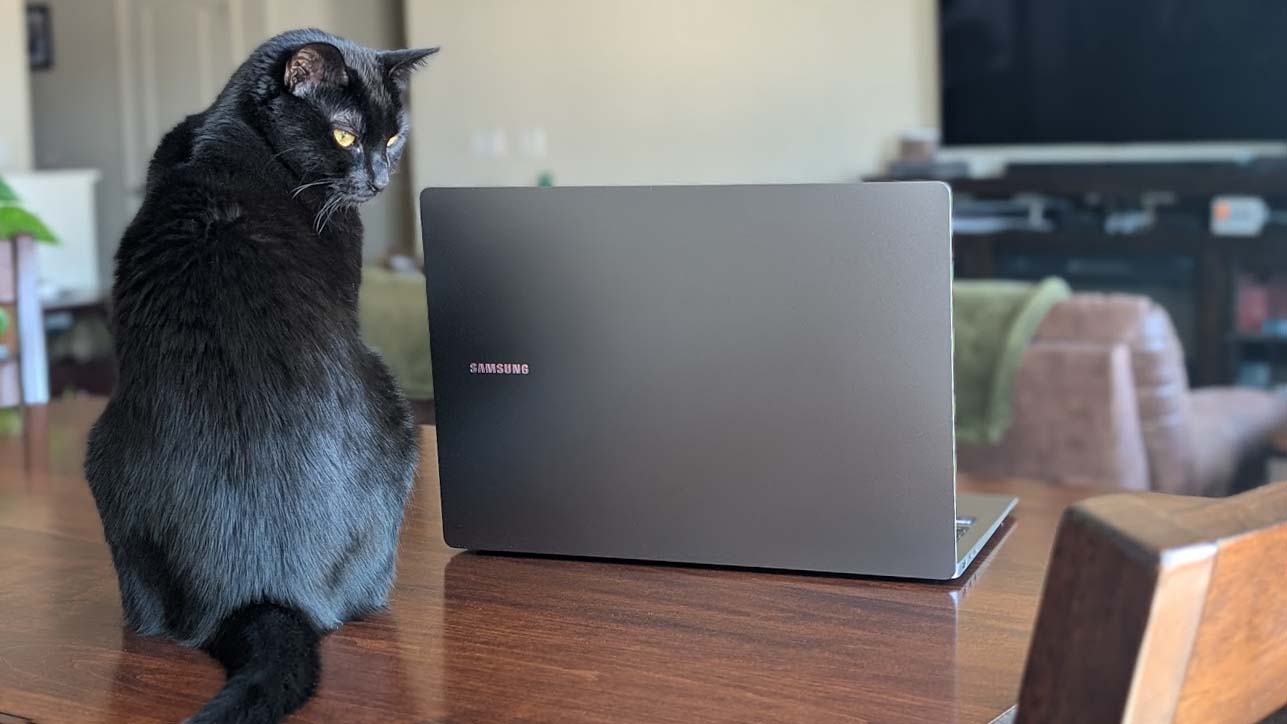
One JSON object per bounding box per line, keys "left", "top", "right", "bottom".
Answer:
{"left": 0, "top": 174, "right": 58, "bottom": 430}
{"left": 0, "top": 172, "right": 59, "bottom": 340}
{"left": 0, "top": 175, "right": 58, "bottom": 244}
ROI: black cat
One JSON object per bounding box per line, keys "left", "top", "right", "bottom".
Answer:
{"left": 84, "top": 29, "right": 436, "bottom": 723}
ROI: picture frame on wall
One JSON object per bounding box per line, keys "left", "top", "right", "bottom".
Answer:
{"left": 27, "top": 4, "right": 53, "bottom": 71}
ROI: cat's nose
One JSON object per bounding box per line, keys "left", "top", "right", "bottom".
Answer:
{"left": 368, "top": 163, "right": 391, "bottom": 192}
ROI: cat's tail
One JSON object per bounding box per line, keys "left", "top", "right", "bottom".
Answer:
{"left": 188, "top": 602, "right": 321, "bottom": 724}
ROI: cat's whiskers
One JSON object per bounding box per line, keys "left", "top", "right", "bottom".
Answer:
{"left": 291, "top": 177, "right": 340, "bottom": 199}
{"left": 313, "top": 192, "right": 346, "bottom": 234}
{"left": 313, "top": 196, "right": 333, "bottom": 234}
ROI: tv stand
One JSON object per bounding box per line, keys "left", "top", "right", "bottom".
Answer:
{"left": 882, "top": 159, "right": 1287, "bottom": 387}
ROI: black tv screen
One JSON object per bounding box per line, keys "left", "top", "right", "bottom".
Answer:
{"left": 940, "top": 0, "right": 1287, "bottom": 145}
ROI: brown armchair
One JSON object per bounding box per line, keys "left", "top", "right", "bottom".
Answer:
{"left": 957, "top": 293, "right": 1287, "bottom": 496}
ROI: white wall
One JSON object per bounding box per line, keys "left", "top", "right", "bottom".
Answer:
{"left": 0, "top": 0, "right": 35, "bottom": 170}
{"left": 404, "top": 0, "right": 938, "bottom": 194}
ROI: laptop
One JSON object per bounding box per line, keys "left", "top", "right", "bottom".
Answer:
{"left": 420, "top": 182, "right": 1016, "bottom": 580}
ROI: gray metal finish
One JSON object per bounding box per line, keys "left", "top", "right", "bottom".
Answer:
{"left": 955, "top": 492, "right": 1018, "bottom": 577}
{"left": 422, "top": 182, "right": 997, "bottom": 580}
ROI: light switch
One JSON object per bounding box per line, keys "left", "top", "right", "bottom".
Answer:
{"left": 470, "top": 128, "right": 509, "bottom": 159}
{"left": 518, "top": 128, "right": 548, "bottom": 158}
{"left": 489, "top": 128, "right": 508, "bottom": 158}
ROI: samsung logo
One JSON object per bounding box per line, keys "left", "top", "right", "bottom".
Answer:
{"left": 469, "top": 362, "right": 530, "bottom": 375}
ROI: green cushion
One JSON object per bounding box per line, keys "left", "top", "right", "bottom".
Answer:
{"left": 953, "top": 277, "right": 1070, "bottom": 444}
{"left": 359, "top": 267, "right": 434, "bottom": 400}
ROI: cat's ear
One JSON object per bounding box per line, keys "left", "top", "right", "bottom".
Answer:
{"left": 382, "top": 47, "right": 439, "bottom": 91}
{"left": 284, "top": 42, "right": 349, "bottom": 96}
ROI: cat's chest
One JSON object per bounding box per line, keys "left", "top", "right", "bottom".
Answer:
{"left": 247, "top": 209, "right": 361, "bottom": 283}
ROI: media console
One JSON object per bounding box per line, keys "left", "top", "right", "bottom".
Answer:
{"left": 876, "top": 159, "right": 1287, "bottom": 387}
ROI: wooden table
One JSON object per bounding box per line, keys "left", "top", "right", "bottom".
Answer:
{"left": 0, "top": 398, "right": 1101, "bottom": 723}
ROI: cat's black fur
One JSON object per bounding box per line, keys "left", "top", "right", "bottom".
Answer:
{"left": 84, "top": 29, "right": 436, "bottom": 723}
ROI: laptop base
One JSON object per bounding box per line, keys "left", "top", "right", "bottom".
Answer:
{"left": 954, "top": 492, "right": 1019, "bottom": 578}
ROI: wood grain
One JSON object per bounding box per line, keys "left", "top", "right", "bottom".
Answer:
{"left": 1175, "top": 484, "right": 1287, "bottom": 724}
{"left": 0, "top": 397, "right": 1098, "bottom": 723}
{"left": 1016, "top": 482, "right": 1287, "bottom": 724}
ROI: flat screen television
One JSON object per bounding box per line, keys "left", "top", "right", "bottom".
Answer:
{"left": 940, "top": 0, "right": 1287, "bottom": 145}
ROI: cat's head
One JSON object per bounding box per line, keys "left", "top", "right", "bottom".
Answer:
{"left": 253, "top": 30, "right": 437, "bottom": 209}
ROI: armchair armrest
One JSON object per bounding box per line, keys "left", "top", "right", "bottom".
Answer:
{"left": 1034, "top": 293, "right": 1194, "bottom": 493}
{"left": 957, "top": 341, "right": 1149, "bottom": 490}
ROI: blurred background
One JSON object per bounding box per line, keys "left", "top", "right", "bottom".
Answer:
{"left": 5, "top": 0, "right": 1287, "bottom": 495}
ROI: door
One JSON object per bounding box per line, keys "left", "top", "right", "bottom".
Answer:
{"left": 115, "top": 0, "right": 249, "bottom": 214}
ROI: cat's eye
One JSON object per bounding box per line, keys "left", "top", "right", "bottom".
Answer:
{"left": 332, "top": 129, "right": 356, "bottom": 148}
{"left": 386, "top": 134, "right": 401, "bottom": 148}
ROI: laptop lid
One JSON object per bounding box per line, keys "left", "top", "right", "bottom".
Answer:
{"left": 421, "top": 182, "right": 958, "bottom": 578}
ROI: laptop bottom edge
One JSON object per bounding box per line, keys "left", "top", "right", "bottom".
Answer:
{"left": 954, "top": 492, "right": 1019, "bottom": 578}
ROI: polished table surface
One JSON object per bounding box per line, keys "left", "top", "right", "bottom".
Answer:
{"left": 0, "top": 398, "right": 1102, "bottom": 723}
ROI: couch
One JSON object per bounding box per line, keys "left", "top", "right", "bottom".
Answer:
{"left": 956, "top": 293, "right": 1287, "bottom": 496}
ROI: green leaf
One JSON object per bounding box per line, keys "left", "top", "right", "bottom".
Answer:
{"left": 0, "top": 175, "right": 60, "bottom": 244}
{"left": 0, "top": 307, "right": 8, "bottom": 336}
{"left": 0, "top": 207, "right": 59, "bottom": 244}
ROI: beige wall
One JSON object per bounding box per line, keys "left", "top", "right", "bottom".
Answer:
{"left": 404, "top": 0, "right": 937, "bottom": 196}
{"left": 0, "top": 0, "right": 35, "bottom": 170}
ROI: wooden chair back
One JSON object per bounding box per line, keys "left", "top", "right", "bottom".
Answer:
{"left": 1011, "top": 481, "right": 1287, "bottom": 723}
